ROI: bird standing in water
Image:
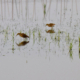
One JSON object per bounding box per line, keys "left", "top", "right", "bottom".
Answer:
{"left": 46, "top": 23, "right": 55, "bottom": 29}
{"left": 16, "top": 33, "right": 29, "bottom": 38}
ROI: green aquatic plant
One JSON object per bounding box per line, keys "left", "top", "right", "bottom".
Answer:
{"left": 13, "top": 31, "right": 14, "bottom": 37}
{"left": 69, "top": 50, "right": 73, "bottom": 59}
{"left": 38, "top": 31, "right": 41, "bottom": 37}
{"left": 79, "top": 37, "right": 80, "bottom": 43}
{"left": 79, "top": 47, "right": 80, "bottom": 53}
{"left": 33, "top": 31, "right": 35, "bottom": 44}
{"left": 33, "top": 31, "right": 35, "bottom": 38}
{"left": 45, "top": 37, "right": 46, "bottom": 42}
{"left": 4, "top": 27, "right": 9, "bottom": 42}
{"left": 51, "top": 35, "right": 53, "bottom": 40}
{"left": 55, "top": 34, "right": 57, "bottom": 40}
{"left": 58, "top": 35, "right": 60, "bottom": 41}
{"left": 43, "top": 4, "right": 46, "bottom": 19}
{"left": 79, "top": 43, "right": 80, "bottom": 48}
{"left": 12, "top": 44, "right": 14, "bottom": 53}
{"left": 69, "top": 43, "right": 73, "bottom": 50}
{"left": 58, "top": 41, "right": 60, "bottom": 47}
{"left": 57, "top": 30, "right": 60, "bottom": 41}
{"left": 12, "top": 31, "right": 15, "bottom": 53}
{"left": 78, "top": 37, "right": 80, "bottom": 54}
{"left": 79, "top": 48, "right": 80, "bottom": 58}
{"left": 44, "top": 4, "right": 46, "bottom": 14}
{"left": 29, "top": 29, "right": 31, "bottom": 37}
{"left": 58, "top": 30, "right": 61, "bottom": 34}
{"left": 57, "top": 32, "right": 60, "bottom": 41}
{"left": 38, "top": 31, "right": 41, "bottom": 42}
{"left": 79, "top": 53, "right": 80, "bottom": 59}
{"left": 12, "top": 31, "right": 14, "bottom": 41}
{"left": 20, "top": 30, "right": 22, "bottom": 33}
{"left": 49, "top": 42, "right": 51, "bottom": 51}
{"left": 68, "top": 33, "right": 69, "bottom": 40}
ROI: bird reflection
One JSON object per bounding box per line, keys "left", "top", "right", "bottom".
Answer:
{"left": 46, "top": 29, "right": 55, "bottom": 33}
{"left": 16, "top": 41, "right": 29, "bottom": 46}
{"left": 16, "top": 33, "right": 29, "bottom": 38}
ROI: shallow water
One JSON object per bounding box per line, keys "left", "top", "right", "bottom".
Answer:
{"left": 0, "top": 0, "right": 80, "bottom": 80}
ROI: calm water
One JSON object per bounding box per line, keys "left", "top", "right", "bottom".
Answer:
{"left": 0, "top": 0, "right": 80, "bottom": 80}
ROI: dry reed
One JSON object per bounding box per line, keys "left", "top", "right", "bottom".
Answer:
{"left": 1, "top": 0, "right": 3, "bottom": 20}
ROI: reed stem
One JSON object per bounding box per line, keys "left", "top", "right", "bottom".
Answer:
{"left": 75, "top": 0, "right": 78, "bottom": 14}
{"left": 7, "top": 0, "right": 9, "bottom": 16}
{"left": 56, "top": 0, "right": 58, "bottom": 15}
{"left": 60, "top": 0, "right": 62, "bottom": 25}
{"left": 21, "top": 0, "right": 23, "bottom": 19}
{"left": 12, "top": 0, "right": 13, "bottom": 20}
{"left": 1, "top": 0, "right": 3, "bottom": 20}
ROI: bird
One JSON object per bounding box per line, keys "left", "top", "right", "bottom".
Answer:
{"left": 46, "top": 23, "right": 55, "bottom": 29}
{"left": 16, "top": 33, "right": 29, "bottom": 38}
{"left": 46, "top": 29, "right": 55, "bottom": 33}
{"left": 16, "top": 41, "right": 29, "bottom": 46}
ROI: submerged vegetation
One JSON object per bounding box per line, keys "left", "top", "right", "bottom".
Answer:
{"left": 0, "top": 0, "right": 79, "bottom": 59}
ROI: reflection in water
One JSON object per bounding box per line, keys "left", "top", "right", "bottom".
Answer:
{"left": 16, "top": 41, "right": 29, "bottom": 46}
{"left": 69, "top": 50, "right": 73, "bottom": 59}
{"left": 46, "top": 29, "right": 55, "bottom": 33}
{"left": 12, "top": 31, "right": 14, "bottom": 53}
{"left": 79, "top": 53, "right": 80, "bottom": 59}
{"left": 79, "top": 47, "right": 80, "bottom": 58}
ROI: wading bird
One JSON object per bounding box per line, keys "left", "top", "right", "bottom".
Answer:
{"left": 46, "top": 23, "right": 55, "bottom": 29}
{"left": 16, "top": 41, "right": 29, "bottom": 46}
{"left": 16, "top": 33, "right": 29, "bottom": 38}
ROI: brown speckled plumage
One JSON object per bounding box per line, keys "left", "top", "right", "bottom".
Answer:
{"left": 16, "top": 33, "right": 29, "bottom": 38}
{"left": 46, "top": 23, "right": 55, "bottom": 27}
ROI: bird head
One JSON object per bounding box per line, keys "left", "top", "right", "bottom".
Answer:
{"left": 46, "top": 24, "right": 48, "bottom": 26}
{"left": 16, "top": 33, "right": 21, "bottom": 36}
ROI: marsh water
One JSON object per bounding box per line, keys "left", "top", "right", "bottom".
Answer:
{"left": 0, "top": 0, "right": 80, "bottom": 80}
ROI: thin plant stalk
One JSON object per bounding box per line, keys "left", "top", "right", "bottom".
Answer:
{"left": 41, "top": 0, "right": 44, "bottom": 18}
{"left": 12, "top": 31, "right": 14, "bottom": 53}
{"left": 64, "top": 0, "right": 65, "bottom": 19}
{"left": 4, "top": 0, "right": 6, "bottom": 19}
{"left": 21, "top": 0, "right": 23, "bottom": 19}
{"left": 41, "top": 0, "right": 47, "bottom": 19}
{"left": 56, "top": 0, "right": 58, "bottom": 15}
{"left": 60, "top": 0, "right": 62, "bottom": 25}
{"left": 1, "top": 0, "right": 3, "bottom": 20}
{"left": 66, "top": 0, "right": 68, "bottom": 10}
{"left": 7, "top": 0, "right": 9, "bottom": 16}
{"left": 66, "top": 0, "right": 67, "bottom": 9}
{"left": 19, "top": 0, "right": 20, "bottom": 17}
{"left": 32, "top": 0, "right": 35, "bottom": 20}
{"left": 46, "top": 0, "right": 52, "bottom": 17}
{"left": 26, "top": 0, "right": 27, "bottom": 20}
{"left": 71, "top": 0, "right": 73, "bottom": 18}
{"left": 15, "top": 0, "right": 19, "bottom": 18}
{"left": 75, "top": 0, "right": 78, "bottom": 14}
{"left": 71, "top": 0, "right": 73, "bottom": 25}
{"left": 12, "top": 0, "right": 13, "bottom": 19}
{"left": 49, "top": 0, "right": 51, "bottom": 20}
{"left": 26, "top": 0, "right": 28, "bottom": 20}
